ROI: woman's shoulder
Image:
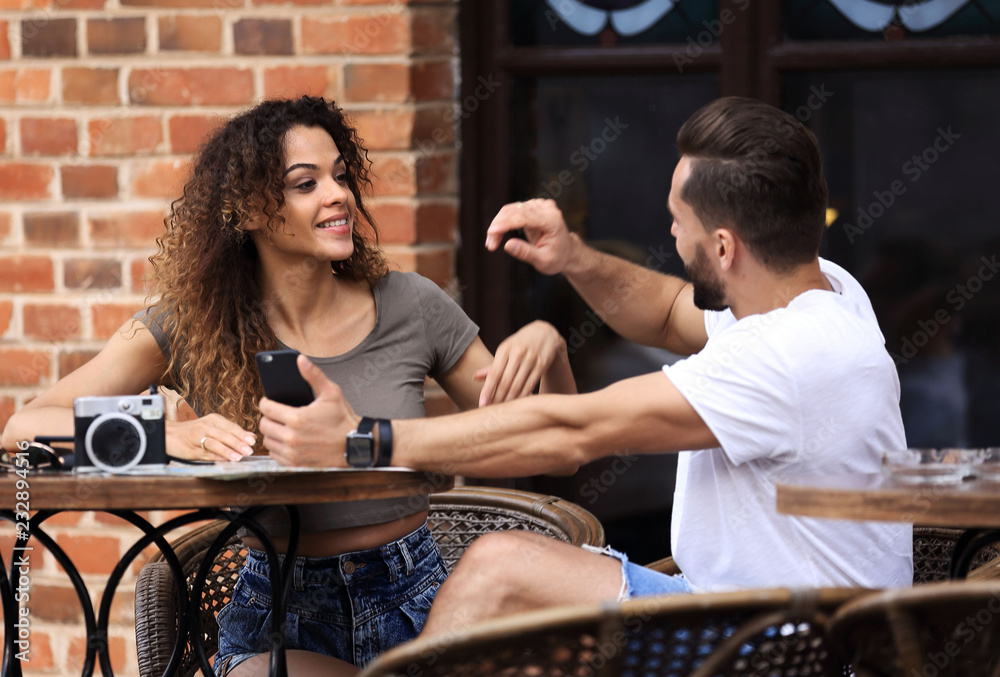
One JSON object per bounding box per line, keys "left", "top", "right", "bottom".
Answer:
{"left": 377, "top": 270, "right": 454, "bottom": 302}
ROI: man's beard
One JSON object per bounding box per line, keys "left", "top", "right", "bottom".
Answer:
{"left": 685, "top": 244, "right": 728, "bottom": 311}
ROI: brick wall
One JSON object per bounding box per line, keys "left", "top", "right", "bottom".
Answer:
{"left": 0, "top": 0, "right": 460, "bottom": 673}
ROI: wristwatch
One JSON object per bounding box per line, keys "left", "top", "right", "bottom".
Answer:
{"left": 345, "top": 417, "right": 393, "bottom": 468}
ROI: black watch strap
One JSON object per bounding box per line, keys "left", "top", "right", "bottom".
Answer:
{"left": 357, "top": 416, "right": 376, "bottom": 436}
{"left": 375, "top": 419, "right": 393, "bottom": 467}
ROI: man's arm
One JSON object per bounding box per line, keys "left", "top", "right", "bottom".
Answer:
{"left": 259, "top": 356, "right": 718, "bottom": 475}
{"left": 485, "top": 199, "right": 708, "bottom": 356}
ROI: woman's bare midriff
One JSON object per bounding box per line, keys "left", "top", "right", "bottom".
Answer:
{"left": 240, "top": 510, "right": 428, "bottom": 557}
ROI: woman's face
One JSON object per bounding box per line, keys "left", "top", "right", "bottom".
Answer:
{"left": 260, "top": 124, "right": 358, "bottom": 264}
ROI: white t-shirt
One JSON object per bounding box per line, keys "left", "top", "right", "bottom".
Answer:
{"left": 665, "top": 258, "right": 912, "bottom": 592}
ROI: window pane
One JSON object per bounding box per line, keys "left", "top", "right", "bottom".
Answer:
{"left": 507, "top": 74, "right": 717, "bottom": 562}
{"left": 784, "top": 0, "right": 1000, "bottom": 41}
{"left": 510, "top": 0, "right": 720, "bottom": 47}
{"left": 784, "top": 69, "right": 1000, "bottom": 448}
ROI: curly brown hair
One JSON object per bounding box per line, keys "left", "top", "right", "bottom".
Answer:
{"left": 145, "top": 96, "right": 388, "bottom": 436}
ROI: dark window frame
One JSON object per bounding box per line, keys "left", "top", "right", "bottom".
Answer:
{"left": 458, "top": 0, "right": 1000, "bottom": 347}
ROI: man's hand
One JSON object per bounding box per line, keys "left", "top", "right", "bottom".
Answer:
{"left": 259, "top": 354, "right": 360, "bottom": 467}
{"left": 485, "top": 199, "right": 580, "bottom": 276}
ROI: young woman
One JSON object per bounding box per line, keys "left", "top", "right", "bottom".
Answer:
{"left": 1, "top": 96, "right": 574, "bottom": 675}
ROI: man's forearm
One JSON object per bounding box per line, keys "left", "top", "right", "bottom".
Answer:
{"left": 562, "top": 233, "right": 689, "bottom": 350}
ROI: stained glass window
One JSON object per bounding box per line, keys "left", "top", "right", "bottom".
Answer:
{"left": 509, "top": 0, "right": 721, "bottom": 47}
{"left": 784, "top": 0, "right": 1000, "bottom": 41}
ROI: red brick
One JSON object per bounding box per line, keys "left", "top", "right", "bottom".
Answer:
{"left": 92, "top": 302, "right": 144, "bottom": 339}
{"left": 23, "top": 211, "right": 79, "bottom": 246}
{"left": 0, "top": 396, "right": 14, "bottom": 439}
{"left": 59, "top": 0, "right": 107, "bottom": 8}
{"left": 351, "top": 109, "right": 414, "bottom": 151}
{"left": 20, "top": 117, "right": 77, "bottom": 155}
{"left": 158, "top": 14, "right": 221, "bottom": 52}
{"left": 0, "top": 211, "right": 10, "bottom": 244}
{"left": 0, "top": 255, "right": 54, "bottom": 292}
{"left": 343, "top": 62, "right": 409, "bottom": 103}
{"left": 30, "top": 583, "right": 84, "bottom": 623}
{"left": 128, "top": 67, "right": 253, "bottom": 106}
{"left": 0, "top": 20, "right": 10, "bottom": 59}
{"left": 59, "top": 348, "right": 99, "bottom": 377}
{"left": 371, "top": 154, "right": 414, "bottom": 196}
{"left": 64, "top": 257, "right": 122, "bottom": 289}
{"left": 0, "top": 300, "right": 11, "bottom": 336}
{"left": 130, "top": 257, "right": 153, "bottom": 294}
{"left": 389, "top": 246, "right": 453, "bottom": 288}
{"left": 21, "top": 17, "right": 77, "bottom": 58}
{"left": 43, "top": 511, "right": 83, "bottom": 526}
{"left": 61, "top": 164, "right": 119, "bottom": 199}
{"left": 234, "top": 18, "right": 292, "bottom": 55}
{"left": 63, "top": 66, "right": 119, "bottom": 105}
{"left": 0, "top": 627, "right": 53, "bottom": 669}
{"left": 416, "top": 152, "right": 457, "bottom": 194}
{"left": 110, "top": 588, "right": 135, "bottom": 625}
{"left": 55, "top": 534, "right": 120, "bottom": 574}
{"left": 414, "top": 104, "right": 455, "bottom": 148}
{"left": 302, "top": 12, "right": 409, "bottom": 55}
{"left": 67, "top": 634, "right": 128, "bottom": 674}
{"left": 0, "top": 162, "right": 53, "bottom": 199}
{"left": 412, "top": 59, "right": 453, "bottom": 100}
{"left": 24, "top": 303, "right": 82, "bottom": 341}
{"left": 0, "top": 531, "right": 45, "bottom": 569}
{"left": 372, "top": 201, "right": 415, "bottom": 243}
{"left": 89, "top": 210, "right": 165, "bottom": 248}
{"left": 0, "top": 117, "right": 5, "bottom": 152}
{"left": 0, "top": 348, "right": 51, "bottom": 385}
{"left": 129, "top": 157, "right": 190, "bottom": 199}
{"left": 412, "top": 7, "right": 456, "bottom": 55}
{"left": 253, "top": 0, "right": 329, "bottom": 5}
{"left": 87, "top": 17, "right": 146, "bottom": 54}
{"left": 167, "top": 113, "right": 222, "bottom": 154}
{"left": 87, "top": 116, "right": 162, "bottom": 156}
{"left": 415, "top": 201, "right": 457, "bottom": 242}
{"left": 0, "top": 68, "right": 51, "bottom": 103}
{"left": 122, "top": 0, "right": 218, "bottom": 6}
{"left": 262, "top": 65, "right": 338, "bottom": 100}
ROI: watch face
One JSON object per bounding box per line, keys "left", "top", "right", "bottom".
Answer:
{"left": 346, "top": 434, "right": 374, "bottom": 467}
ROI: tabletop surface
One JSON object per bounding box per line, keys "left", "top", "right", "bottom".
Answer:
{"left": 0, "top": 465, "right": 452, "bottom": 511}
{"left": 776, "top": 472, "right": 1000, "bottom": 527}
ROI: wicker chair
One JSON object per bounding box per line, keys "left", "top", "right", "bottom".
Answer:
{"left": 644, "top": 526, "right": 1000, "bottom": 583}
{"left": 828, "top": 580, "right": 1000, "bottom": 676}
{"left": 133, "top": 486, "right": 605, "bottom": 677}
{"left": 358, "top": 586, "right": 865, "bottom": 677}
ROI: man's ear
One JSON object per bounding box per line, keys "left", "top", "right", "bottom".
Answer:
{"left": 714, "top": 228, "right": 737, "bottom": 271}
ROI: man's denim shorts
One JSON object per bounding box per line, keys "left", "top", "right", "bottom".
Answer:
{"left": 582, "top": 544, "right": 693, "bottom": 599}
{"left": 214, "top": 523, "right": 448, "bottom": 674}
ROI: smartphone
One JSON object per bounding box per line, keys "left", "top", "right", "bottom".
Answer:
{"left": 255, "top": 349, "right": 315, "bottom": 407}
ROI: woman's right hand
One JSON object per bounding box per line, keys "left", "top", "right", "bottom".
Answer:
{"left": 166, "top": 414, "right": 256, "bottom": 462}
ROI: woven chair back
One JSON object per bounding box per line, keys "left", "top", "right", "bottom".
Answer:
{"left": 829, "top": 580, "right": 1000, "bottom": 677}
{"left": 359, "top": 587, "right": 865, "bottom": 677}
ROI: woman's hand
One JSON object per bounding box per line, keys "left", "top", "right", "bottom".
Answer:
{"left": 476, "top": 320, "right": 575, "bottom": 406}
{"left": 165, "top": 414, "right": 257, "bottom": 462}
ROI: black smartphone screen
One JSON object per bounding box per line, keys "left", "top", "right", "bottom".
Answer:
{"left": 255, "top": 350, "right": 315, "bottom": 407}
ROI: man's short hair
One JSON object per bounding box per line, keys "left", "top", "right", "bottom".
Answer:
{"left": 676, "top": 97, "right": 828, "bottom": 272}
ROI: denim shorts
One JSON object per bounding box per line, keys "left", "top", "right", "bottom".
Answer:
{"left": 582, "top": 544, "right": 693, "bottom": 600}
{"left": 214, "top": 523, "right": 448, "bottom": 674}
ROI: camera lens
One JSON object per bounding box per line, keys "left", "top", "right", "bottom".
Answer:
{"left": 85, "top": 413, "right": 147, "bottom": 473}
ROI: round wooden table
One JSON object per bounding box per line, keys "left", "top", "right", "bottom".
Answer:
{"left": 775, "top": 472, "right": 1000, "bottom": 527}
{"left": 0, "top": 465, "right": 452, "bottom": 677}
{"left": 776, "top": 471, "right": 1000, "bottom": 580}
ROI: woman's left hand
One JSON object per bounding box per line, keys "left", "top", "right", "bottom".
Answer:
{"left": 476, "top": 320, "right": 570, "bottom": 406}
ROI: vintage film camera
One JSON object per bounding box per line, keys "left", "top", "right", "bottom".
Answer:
{"left": 73, "top": 386, "right": 167, "bottom": 473}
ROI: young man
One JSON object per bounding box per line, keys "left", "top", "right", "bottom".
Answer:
{"left": 258, "top": 97, "right": 912, "bottom": 636}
